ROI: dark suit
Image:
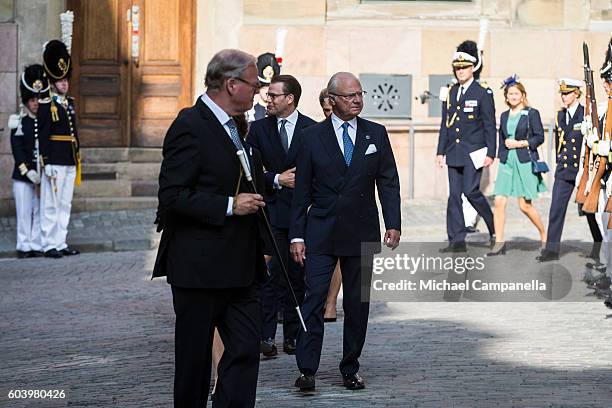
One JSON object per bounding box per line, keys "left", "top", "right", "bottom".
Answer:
{"left": 247, "top": 112, "right": 316, "bottom": 342}
{"left": 437, "top": 81, "right": 496, "bottom": 243}
{"left": 290, "top": 115, "right": 400, "bottom": 376}
{"left": 152, "top": 97, "right": 268, "bottom": 407}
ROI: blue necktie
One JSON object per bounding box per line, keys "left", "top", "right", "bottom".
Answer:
{"left": 226, "top": 119, "right": 245, "bottom": 151}
{"left": 342, "top": 122, "right": 354, "bottom": 166}
{"left": 226, "top": 118, "right": 250, "bottom": 171}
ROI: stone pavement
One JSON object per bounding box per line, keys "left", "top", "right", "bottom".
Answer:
{"left": 1, "top": 196, "right": 612, "bottom": 407}
{"left": 0, "top": 194, "right": 596, "bottom": 257}
{"left": 1, "top": 250, "right": 611, "bottom": 407}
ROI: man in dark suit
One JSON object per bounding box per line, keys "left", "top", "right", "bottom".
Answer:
{"left": 247, "top": 74, "right": 316, "bottom": 357}
{"left": 290, "top": 72, "right": 401, "bottom": 391}
{"left": 152, "top": 49, "right": 270, "bottom": 407}
{"left": 436, "top": 40, "right": 496, "bottom": 252}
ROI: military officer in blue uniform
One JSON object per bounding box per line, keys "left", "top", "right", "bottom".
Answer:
{"left": 247, "top": 52, "right": 280, "bottom": 122}
{"left": 9, "top": 65, "right": 49, "bottom": 258}
{"left": 436, "top": 40, "right": 496, "bottom": 252}
{"left": 538, "top": 79, "right": 595, "bottom": 261}
{"left": 38, "top": 39, "right": 81, "bottom": 258}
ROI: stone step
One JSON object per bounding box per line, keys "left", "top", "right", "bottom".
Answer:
{"left": 71, "top": 196, "right": 158, "bottom": 212}
{"left": 129, "top": 148, "right": 162, "bottom": 163}
{"left": 132, "top": 180, "right": 158, "bottom": 197}
{"left": 81, "top": 148, "right": 129, "bottom": 163}
{"left": 120, "top": 162, "right": 160, "bottom": 180}
{"left": 74, "top": 179, "right": 132, "bottom": 198}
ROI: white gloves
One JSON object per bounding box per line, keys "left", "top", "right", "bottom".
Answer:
{"left": 597, "top": 140, "right": 611, "bottom": 156}
{"left": 586, "top": 129, "right": 599, "bottom": 148}
{"left": 581, "top": 118, "right": 592, "bottom": 137}
{"left": 44, "top": 166, "right": 55, "bottom": 178}
{"left": 26, "top": 169, "right": 41, "bottom": 184}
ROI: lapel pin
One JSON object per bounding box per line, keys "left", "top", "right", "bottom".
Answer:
{"left": 365, "top": 135, "right": 370, "bottom": 140}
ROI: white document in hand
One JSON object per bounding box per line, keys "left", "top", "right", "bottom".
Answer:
{"left": 469, "top": 147, "right": 488, "bottom": 169}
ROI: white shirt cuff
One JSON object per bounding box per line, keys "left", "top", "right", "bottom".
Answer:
{"left": 226, "top": 196, "right": 233, "bottom": 216}
{"left": 290, "top": 238, "right": 304, "bottom": 243}
{"left": 274, "top": 173, "right": 282, "bottom": 190}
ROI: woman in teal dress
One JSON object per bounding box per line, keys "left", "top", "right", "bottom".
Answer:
{"left": 488, "top": 76, "right": 547, "bottom": 256}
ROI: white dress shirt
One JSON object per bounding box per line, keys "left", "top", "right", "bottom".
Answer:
{"left": 200, "top": 92, "right": 246, "bottom": 216}
{"left": 456, "top": 77, "right": 474, "bottom": 102}
{"left": 273, "top": 109, "right": 299, "bottom": 189}
{"left": 566, "top": 101, "right": 579, "bottom": 125}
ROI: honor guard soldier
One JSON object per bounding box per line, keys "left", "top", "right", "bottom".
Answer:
{"left": 538, "top": 79, "right": 594, "bottom": 261}
{"left": 9, "top": 65, "right": 49, "bottom": 258}
{"left": 247, "top": 53, "right": 280, "bottom": 122}
{"left": 436, "top": 40, "right": 496, "bottom": 252}
{"left": 586, "top": 40, "right": 612, "bottom": 294}
{"left": 38, "top": 39, "right": 80, "bottom": 258}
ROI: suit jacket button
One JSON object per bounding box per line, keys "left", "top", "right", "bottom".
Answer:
{"left": 456, "top": 106, "right": 460, "bottom": 110}
{"left": 573, "top": 155, "right": 577, "bottom": 159}
{"left": 360, "top": 193, "right": 364, "bottom": 197}
{"left": 574, "top": 163, "right": 578, "bottom": 167}
{"left": 564, "top": 163, "right": 568, "bottom": 168}
{"left": 573, "top": 146, "right": 577, "bottom": 151}
{"left": 455, "top": 128, "right": 460, "bottom": 132}
{"left": 456, "top": 117, "right": 460, "bottom": 122}
{"left": 563, "top": 148, "right": 567, "bottom": 152}
{"left": 563, "top": 156, "right": 567, "bottom": 160}
{"left": 455, "top": 138, "right": 460, "bottom": 143}
{"left": 571, "top": 138, "right": 575, "bottom": 142}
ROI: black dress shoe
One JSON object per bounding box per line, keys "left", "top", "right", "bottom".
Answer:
{"left": 594, "top": 276, "right": 612, "bottom": 290}
{"left": 342, "top": 373, "right": 365, "bottom": 390}
{"left": 466, "top": 226, "right": 479, "bottom": 233}
{"left": 16, "top": 250, "right": 30, "bottom": 259}
{"left": 260, "top": 338, "right": 277, "bottom": 357}
{"left": 536, "top": 249, "right": 559, "bottom": 262}
{"left": 44, "top": 249, "right": 63, "bottom": 258}
{"left": 29, "top": 250, "right": 44, "bottom": 257}
{"left": 294, "top": 374, "right": 315, "bottom": 391}
{"left": 283, "top": 338, "right": 296, "bottom": 354}
{"left": 439, "top": 242, "right": 467, "bottom": 253}
{"left": 60, "top": 247, "right": 80, "bottom": 256}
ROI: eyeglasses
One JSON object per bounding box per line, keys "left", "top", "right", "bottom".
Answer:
{"left": 266, "top": 92, "right": 288, "bottom": 100}
{"left": 233, "top": 77, "right": 261, "bottom": 91}
{"left": 330, "top": 90, "right": 367, "bottom": 102}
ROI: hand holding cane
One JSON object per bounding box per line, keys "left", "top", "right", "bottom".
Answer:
{"left": 237, "top": 150, "right": 307, "bottom": 333}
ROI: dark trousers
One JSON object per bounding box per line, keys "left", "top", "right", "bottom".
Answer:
{"left": 172, "top": 284, "right": 260, "bottom": 408}
{"left": 261, "top": 226, "right": 305, "bottom": 341}
{"left": 447, "top": 164, "right": 494, "bottom": 243}
{"left": 295, "top": 254, "right": 373, "bottom": 376}
{"left": 545, "top": 177, "right": 575, "bottom": 253}
{"left": 586, "top": 212, "right": 603, "bottom": 259}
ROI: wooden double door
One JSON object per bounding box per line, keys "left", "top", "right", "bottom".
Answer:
{"left": 68, "top": 0, "right": 195, "bottom": 147}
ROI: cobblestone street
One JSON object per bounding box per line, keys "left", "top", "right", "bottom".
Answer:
{"left": 1, "top": 246, "right": 611, "bottom": 407}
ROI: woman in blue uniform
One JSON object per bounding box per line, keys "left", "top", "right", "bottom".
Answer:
{"left": 489, "top": 76, "right": 547, "bottom": 256}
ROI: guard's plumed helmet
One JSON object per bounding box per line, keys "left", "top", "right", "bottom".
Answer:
{"left": 43, "top": 40, "right": 72, "bottom": 82}
{"left": 453, "top": 40, "right": 482, "bottom": 80}
{"left": 600, "top": 37, "right": 612, "bottom": 82}
{"left": 256, "top": 52, "right": 280, "bottom": 85}
{"left": 20, "top": 64, "right": 49, "bottom": 105}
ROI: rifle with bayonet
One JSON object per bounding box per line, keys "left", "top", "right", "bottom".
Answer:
{"left": 580, "top": 43, "right": 604, "bottom": 213}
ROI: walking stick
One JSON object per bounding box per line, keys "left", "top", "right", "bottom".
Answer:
{"left": 236, "top": 150, "right": 307, "bottom": 333}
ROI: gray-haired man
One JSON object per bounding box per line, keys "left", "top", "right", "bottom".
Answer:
{"left": 152, "top": 49, "right": 270, "bottom": 407}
